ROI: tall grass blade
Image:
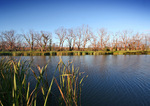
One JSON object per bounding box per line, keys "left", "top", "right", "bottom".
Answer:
{"left": 54, "top": 78, "right": 68, "bottom": 106}
{"left": 44, "top": 62, "right": 60, "bottom": 106}
{"left": 0, "top": 100, "right": 3, "bottom": 106}
{"left": 26, "top": 83, "right": 30, "bottom": 102}
{"left": 12, "top": 61, "right": 19, "bottom": 106}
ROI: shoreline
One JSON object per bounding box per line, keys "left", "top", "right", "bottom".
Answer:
{"left": 0, "top": 50, "right": 150, "bottom": 56}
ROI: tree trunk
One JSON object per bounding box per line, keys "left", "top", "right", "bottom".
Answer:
{"left": 41, "top": 47, "right": 43, "bottom": 52}
{"left": 78, "top": 46, "right": 80, "bottom": 50}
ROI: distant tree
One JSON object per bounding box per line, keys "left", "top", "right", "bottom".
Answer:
{"left": 55, "top": 27, "right": 66, "bottom": 51}
{"left": 49, "top": 39, "right": 52, "bottom": 51}
{"left": 52, "top": 43, "right": 55, "bottom": 51}
{"left": 24, "top": 30, "right": 35, "bottom": 51}
{"left": 76, "top": 27, "right": 82, "bottom": 50}
{"left": 112, "top": 32, "right": 119, "bottom": 51}
{"left": 120, "top": 30, "right": 132, "bottom": 50}
{"left": 41, "top": 31, "right": 52, "bottom": 50}
{"left": 72, "top": 29, "right": 76, "bottom": 50}
{"left": 16, "top": 35, "right": 23, "bottom": 51}
{"left": 66, "top": 29, "right": 76, "bottom": 51}
{"left": 42, "top": 32, "right": 48, "bottom": 47}
{"left": 82, "top": 25, "right": 92, "bottom": 50}
{"left": 90, "top": 33, "right": 98, "bottom": 51}
{"left": 33, "top": 31, "right": 52, "bottom": 52}
{"left": 134, "top": 32, "right": 143, "bottom": 50}
{"left": 0, "top": 35, "right": 6, "bottom": 51}
{"left": 146, "top": 33, "right": 150, "bottom": 50}
{"left": 148, "top": 34, "right": 150, "bottom": 49}
{"left": 97, "top": 28, "right": 109, "bottom": 50}
{"left": 1, "top": 30, "right": 19, "bottom": 51}
{"left": 66, "top": 29, "right": 73, "bottom": 51}
{"left": 35, "top": 32, "right": 44, "bottom": 52}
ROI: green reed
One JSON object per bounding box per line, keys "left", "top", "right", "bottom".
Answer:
{"left": 0, "top": 57, "right": 54, "bottom": 106}
{"left": 55, "top": 57, "right": 88, "bottom": 106}
{"left": 0, "top": 57, "right": 86, "bottom": 106}
{"left": 0, "top": 57, "right": 32, "bottom": 106}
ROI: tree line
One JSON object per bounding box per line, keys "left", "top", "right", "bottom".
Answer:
{"left": 0, "top": 25, "right": 150, "bottom": 52}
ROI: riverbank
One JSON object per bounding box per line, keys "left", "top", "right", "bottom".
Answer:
{"left": 0, "top": 50, "right": 150, "bottom": 56}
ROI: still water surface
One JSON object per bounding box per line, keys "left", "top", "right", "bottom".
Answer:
{"left": 10, "top": 55, "right": 150, "bottom": 105}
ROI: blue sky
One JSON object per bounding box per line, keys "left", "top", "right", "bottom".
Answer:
{"left": 0, "top": 0, "right": 150, "bottom": 38}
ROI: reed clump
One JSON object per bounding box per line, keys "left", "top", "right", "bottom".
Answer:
{"left": 0, "top": 57, "right": 54, "bottom": 106}
{"left": 55, "top": 57, "right": 88, "bottom": 106}
{"left": 0, "top": 57, "right": 86, "bottom": 106}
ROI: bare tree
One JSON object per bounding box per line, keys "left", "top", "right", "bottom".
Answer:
{"left": 66, "top": 29, "right": 76, "bottom": 51}
{"left": 134, "top": 32, "right": 143, "bottom": 50}
{"left": 82, "top": 25, "right": 92, "bottom": 50}
{"left": 66, "top": 29, "right": 73, "bottom": 51}
{"left": 97, "top": 28, "right": 109, "bottom": 50}
{"left": 146, "top": 33, "right": 150, "bottom": 49}
{"left": 126, "top": 32, "right": 143, "bottom": 50}
{"left": 112, "top": 32, "right": 119, "bottom": 51}
{"left": 49, "top": 38, "right": 52, "bottom": 51}
{"left": 120, "top": 30, "right": 132, "bottom": 50}
{"left": 34, "top": 31, "right": 52, "bottom": 52}
{"left": 90, "top": 33, "right": 98, "bottom": 51}
{"left": 55, "top": 27, "right": 66, "bottom": 51}
{"left": 103, "top": 34, "right": 110, "bottom": 50}
{"left": 16, "top": 34, "right": 23, "bottom": 51}
{"left": 76, "top": 27, "right": 82, "bottom": 50}
{"left": 0, "top": 35, "right": 6, "bottom": 51}
{"left": 35, "top": 32, "right": 43, "bottom": 52}
{"left": 41, "top": 31, "right": 52, "bottom": 50}
{"left": 72, "top": 30, "right": 76, "bottom": 50}
{"left": 24, "top": 30, "right": 35, "bottom": 51}
{"left": 129, "top": 35, "right": 136, "bottom": 50}
{"left": 1, "top": 30, "right": 19, "bottom": 51}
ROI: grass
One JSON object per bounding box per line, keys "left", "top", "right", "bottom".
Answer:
{"left": 0, "top": 57, "right": 86, "bottom": 106}
{"left": 113, "top": 50, "right": 149, "bottom": 55}
{"left": 0, "top": 50, "right": 150, "bottom": 56}
{"left": 1, "top": 50, "right": 150, "bottom": 56}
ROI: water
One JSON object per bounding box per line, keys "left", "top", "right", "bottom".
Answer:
{"left": 4, "top": 55, "right": 150, "bottom": 106}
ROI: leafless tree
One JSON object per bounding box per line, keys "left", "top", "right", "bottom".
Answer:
{"left": 35, "top": 32, "right": 43, "bottom": 52}
{"left": 16, "top": 34, "right": 23, "bottom": 51}
{"left": 66, "top": 29, "right": 73, "bottom": 51}
{"left": 72, "top": 30, "right": 76, "bottom": 50}
{"left": 66, "top": 29, "right": 76, "bottom": 51}
{"left": 49, "top": 38, "right": 52, "bottom": 51}
{"left": 82, "top": 25, "right": 92, "bottom": 50}
{"left": 112, "top": 32, "right": 119, "bottom": 51}
{"left": 55, "top": 27, "right": 66, "bottom": 51}
{"left": 41, "top": 31, "right": 52, "bottom": 50}
{"left": 134, "top": 32, "right": 143, "bottom": 50}
{"left": 146, "top": 33, "right": 150, "bottom": 49}
{"left": 97, "top": 28, "right": 109, "bottom": 50}
{"left": 0, "top": 35, "right": 6, "bottom": 51}
{"left": 120, "top": 30, "right": 132, "bottom": 50}
{"left": 24, "top": 30, "right": 35, "bottom": 51}
{"left": 76, "top": 27, "right": 82, "bottom": 50}
{"left": 90, "top": 33, "right": 98, "bottom": 51}
{"left": 1, "top": 30, "right": 19, "bottom": 51}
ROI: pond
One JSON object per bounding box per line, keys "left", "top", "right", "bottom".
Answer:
{"left": 4, "top": 55, "right": 150, "bottom": 106}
